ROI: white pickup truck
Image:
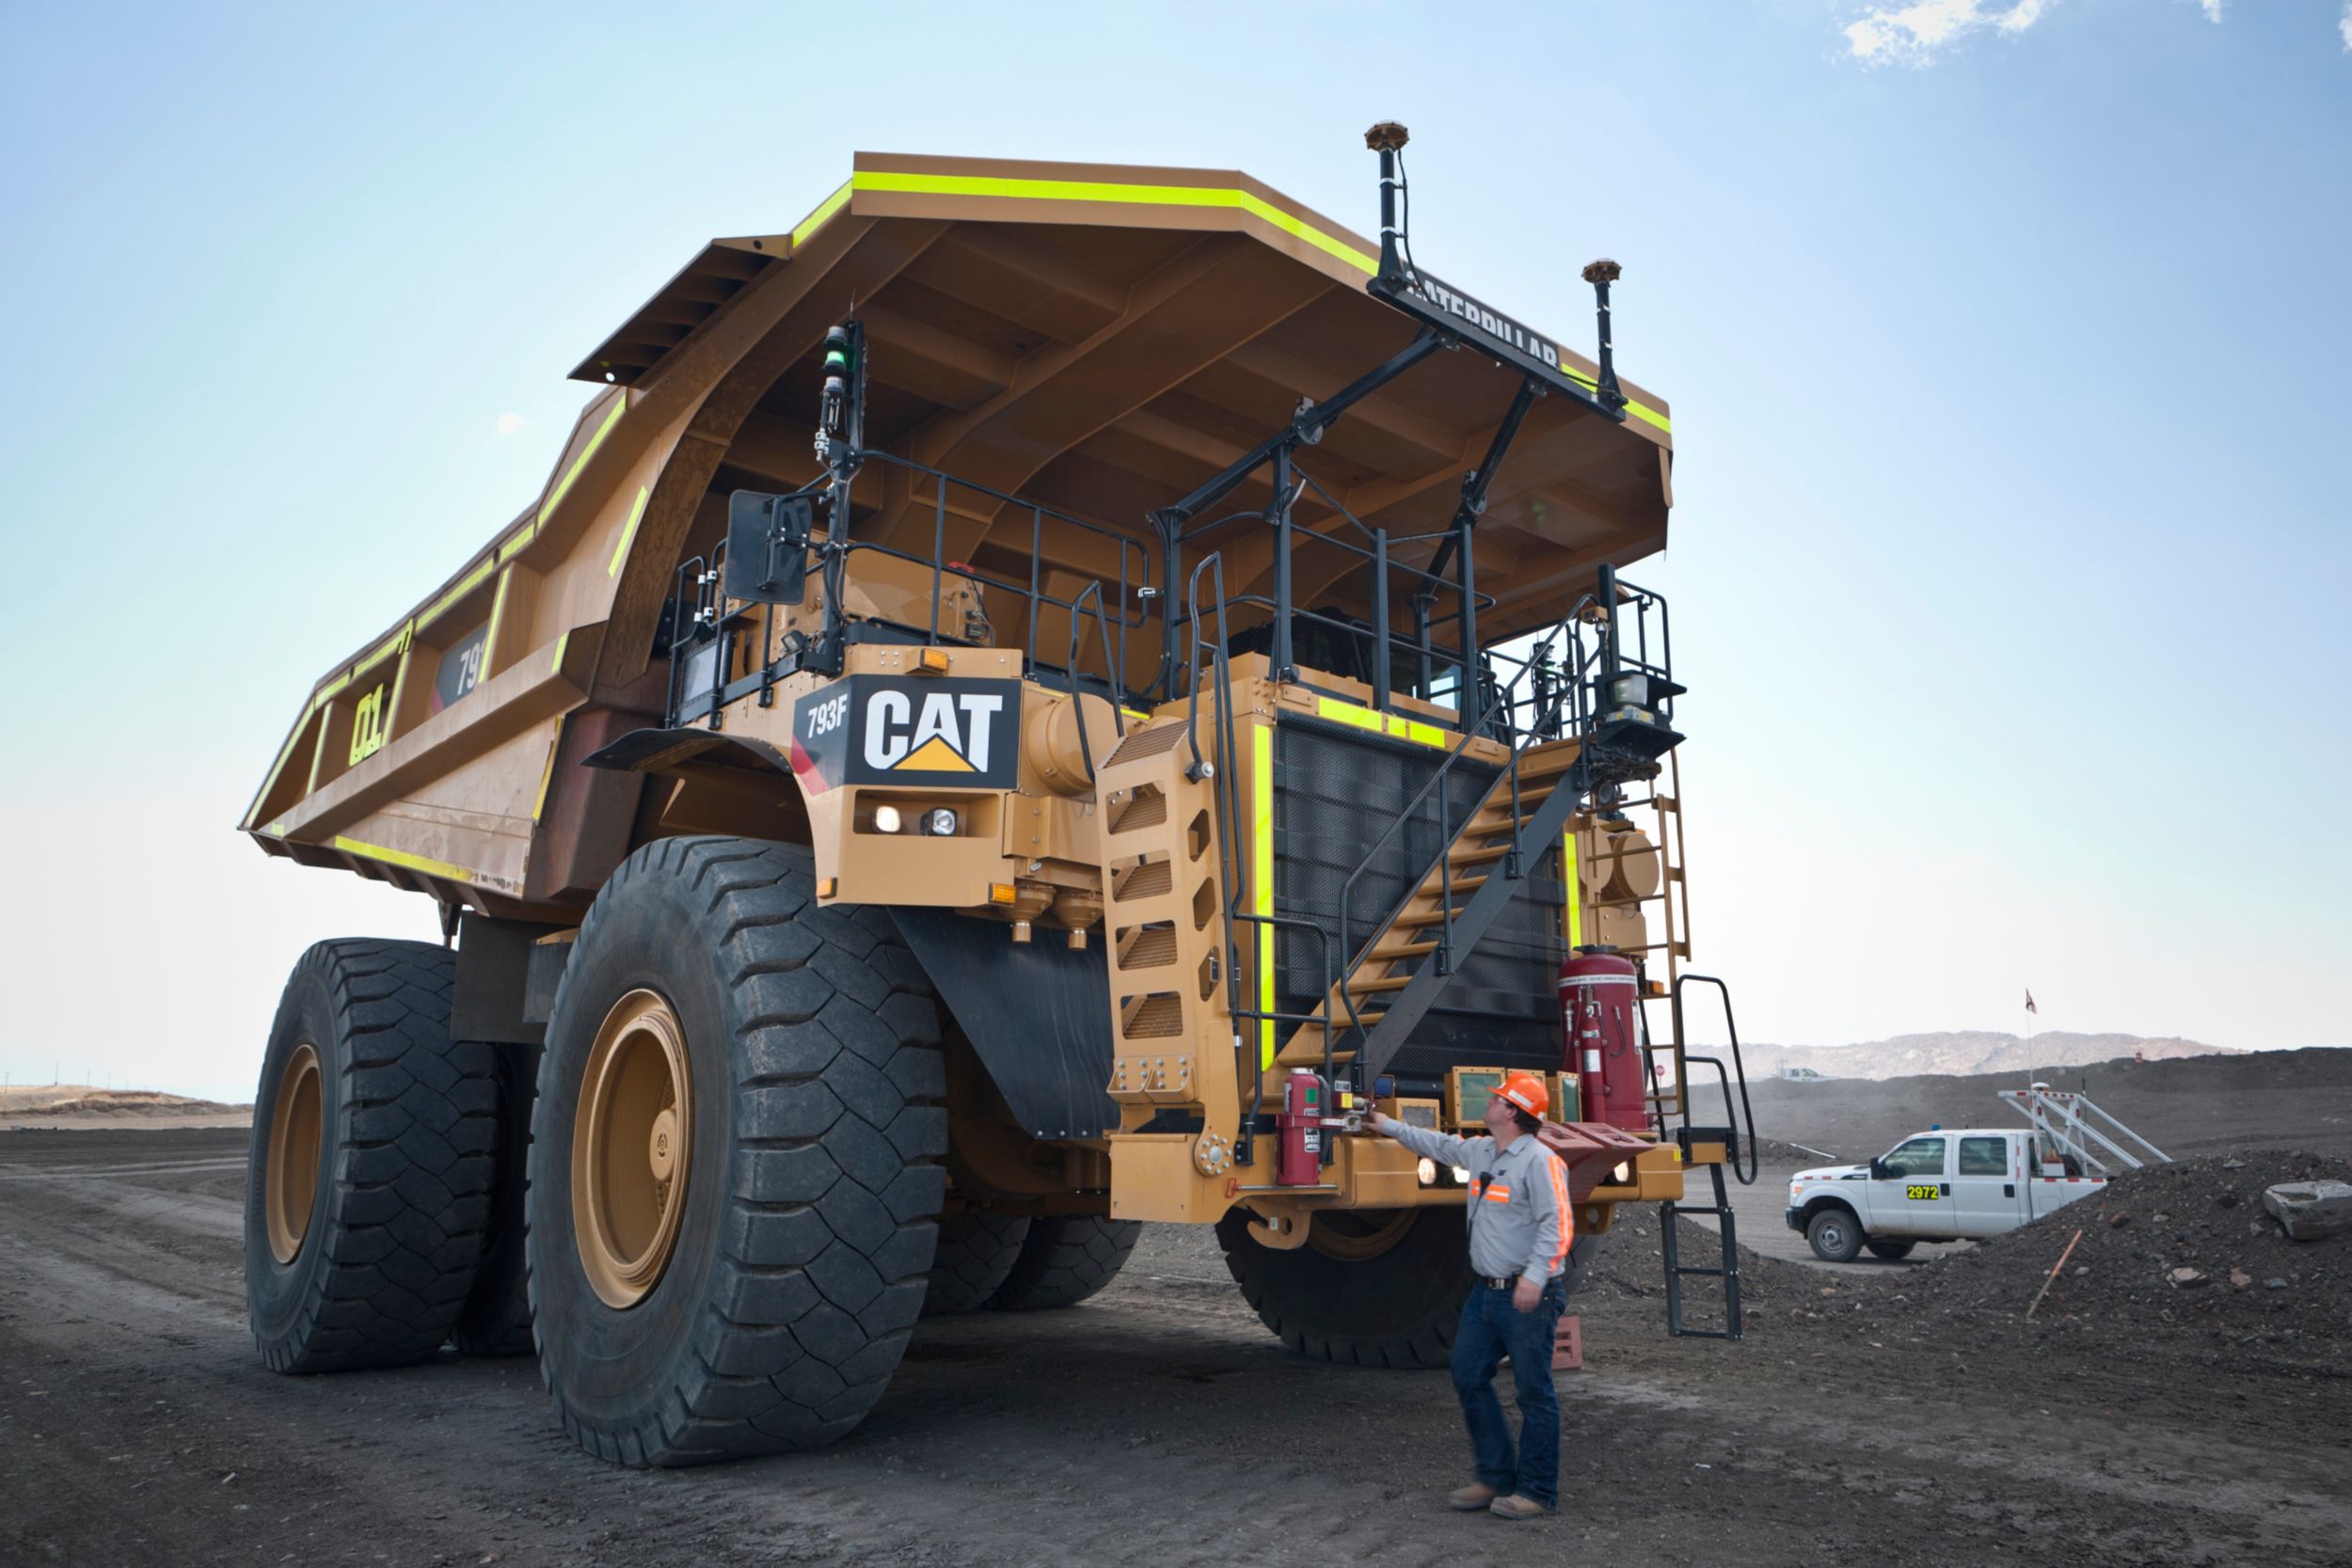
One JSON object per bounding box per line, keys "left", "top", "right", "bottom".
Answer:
{"left": 1784, "top": 1128, "right": 2110, "bottom": 1261}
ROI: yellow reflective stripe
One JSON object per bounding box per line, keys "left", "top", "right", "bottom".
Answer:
{"left": 331, "top": 834, "right": 477, "bottom": 884}
{"left": 792, "top": 178, "right": 853, "bottom": 247}
{"left": 1565, "top": 828, "right": 1583, "bottom": 949}
{"left": 1312, "top": 695, "right": 1448, "bottom": 750}
{"left": 499, "top": 523, "right": 535, "bottom": 563}
{"left": 483, "top": 566, "right": 512, "bottom": 664}
{"left": 417, "top": 554, "right": 497, "bottom": 632}
{"left": 532, "top": 716, "right": 564, "bottom": 824}
{"left": 850, "top": 169, "right": 1378, "bottom": 277}
{"left": 550, "top": 629, "right": 570, "bottom": 673}
{"left": 1252, "top": 725, "right": 1276, "bottom": 1069}
{"left": 1314, "top": 695, "right": 1384, "bottom": 734}
{"left": 537, "top": 393, "right": 627, "bottom": 526}
{"left": 382, "top": 642, "right": 412, "bottom": 750}
{"left": 1555, "top": 362, "right": 1672, "bottom": 435}
{"left": 609, "top": 484, "right": 650, "bottom": 577}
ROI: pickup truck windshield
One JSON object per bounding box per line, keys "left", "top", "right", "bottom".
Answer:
{"left": 1882, "top": 1136, "right": 1947, "bottom": 1178}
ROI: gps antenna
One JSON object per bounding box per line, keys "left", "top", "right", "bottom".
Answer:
{"left": 1364, "top": 121, "right": 1409, "bottom": 280}
{"left": 1581, "top": 259, "right": 1628, "bottom": 409}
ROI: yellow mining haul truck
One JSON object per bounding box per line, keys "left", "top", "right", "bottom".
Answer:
{"left": 238, "top": 130, "right": 1755, "bottom": 1466}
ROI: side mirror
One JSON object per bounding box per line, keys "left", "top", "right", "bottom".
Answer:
{"left": 1867, "top": 1159, "right": 1889, "bottom": 1180}
{"left": 723, "top": 491, "right": 814, "bottom": 605}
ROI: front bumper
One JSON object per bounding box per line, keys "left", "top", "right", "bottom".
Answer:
{"left": 1785, "top": 1206, "right": 1804, "bottom": 1232}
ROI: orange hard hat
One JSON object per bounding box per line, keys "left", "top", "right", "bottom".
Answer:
{"left": 1496, "top": 1071, "right": 1549, "bottom": 1119}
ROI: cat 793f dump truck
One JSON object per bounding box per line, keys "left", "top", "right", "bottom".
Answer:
{"left": 238, "top": 127, "right": 1755, "bottom": 1466}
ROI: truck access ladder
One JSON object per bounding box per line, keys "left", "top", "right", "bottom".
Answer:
{"left": 1996, "top": 1087, "right": 2171, "bottom": 1174}
{"left": 1656, "top": 974, "right": 1757, "bottom": 1339}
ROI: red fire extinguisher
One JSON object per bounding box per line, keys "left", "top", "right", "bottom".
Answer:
{"left": 1561, "top": 948, "right": 1646, "bottom": 1132}
{"left": 1277, "top": 1069, "right": 1325, "bottom": 1186}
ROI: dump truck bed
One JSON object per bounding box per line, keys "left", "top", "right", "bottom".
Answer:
{"left": 243, "top": 150, "right": 1674, "bottom": 913}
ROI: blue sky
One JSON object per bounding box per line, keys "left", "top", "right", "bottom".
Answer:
{"left": 1, "top": 1, "right": 2345, "bottom": 1101}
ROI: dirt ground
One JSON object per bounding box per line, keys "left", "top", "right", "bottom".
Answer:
{"left": 1728, "top": 1047, "right": 2352, "bottom": 1164}
{"left": 4, "top": 1121, "right": 2348, "bottom": 1568}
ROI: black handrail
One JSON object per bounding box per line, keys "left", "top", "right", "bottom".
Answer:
{"left": 1671, "top": 974, "right": 1759, "bottom": 1187}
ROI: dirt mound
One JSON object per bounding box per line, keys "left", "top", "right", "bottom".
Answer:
{"left": 1, "top": 1085, "right": 247, "bottom": 1122}
{"left": 1760, "top": 1030, "right": 2233, "bottom": 1082}
{"left": 1727, "top": 1047, "right": 2352, "bottom": 1164}
{"left": 1742, "top": 1151, "right": 2352, "bottom": 1382}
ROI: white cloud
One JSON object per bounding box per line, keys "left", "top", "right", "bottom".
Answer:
{"left": 2341, "top": 1, "right": 2350, "bottom": 51}
{"left": 1843, "top": 0, "right": 2051, "bottom": 64}
{"left": 496, "top": 411, "right": 526, "bottom": 436}
{"left": 2200, "top": 0, "right": 2223, "bottom": 22}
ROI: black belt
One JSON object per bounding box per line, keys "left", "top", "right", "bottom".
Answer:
{"left": 1480, "top": 1275, "right": 1521, "bottom": 1291}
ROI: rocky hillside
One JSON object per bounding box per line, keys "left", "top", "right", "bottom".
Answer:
{"left": 1753, "top": 1031, "right": 2233, "bottom": 1082}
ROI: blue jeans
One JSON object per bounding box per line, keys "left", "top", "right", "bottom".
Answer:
{"left": 1450, "top": 1277, "right": 1565, "bottom": 1509}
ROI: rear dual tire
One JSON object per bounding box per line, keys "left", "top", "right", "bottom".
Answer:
{"left": 243, "top": 941, "right": 500, "bottom": 1372}
{"left": 1216, "top": 1207, "right": 1601, "bottom": 1368}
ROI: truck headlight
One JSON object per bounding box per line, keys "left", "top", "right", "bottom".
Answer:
{"left": 921, "top": 807, "right": 959, "bottom": 836}
{"left": 872, "top": 804, "right": 903, "bottom": 833}
{"left": 1451, "top": 1165, "right": 1471, "bottom": 1185}
{"left": 1611, "top": 1161, "right": 1631, "bottom": 1184}
{"left": 1416, "top": 1157, "right": 1438, "bottom": 1186}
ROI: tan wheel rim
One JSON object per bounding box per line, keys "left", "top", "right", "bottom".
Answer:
{"left": 264, "top": 1043, "right": 323, "bottom": 1265}
{"left": 573, "top": 990, "right": 693, "bottom": 1309}
{"left": 1307, "top": 1207, "right": 1418, "bottom": 1263}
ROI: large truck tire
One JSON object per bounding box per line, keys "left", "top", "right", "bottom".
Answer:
{"left": 1218, "top": 1210, "right": 1604, "bottom": 1369}
{"left": 453, "top": 1045, "right": 539, "bottom": 1356}
{"left": 1218, "top": 1207, "right": 1469, "bottom": 1368}
{"left": 244, "top": 939, "right": 500, "bottom": 1373}
{"left": 923, "top": 1212, "right": 1031, "bottom": 1315}
{"left": 526, "top": 837, "right": 947, "bottom": 1466}
{"left": 986, "top": 1216, "right": 1140, "bottom": 1311}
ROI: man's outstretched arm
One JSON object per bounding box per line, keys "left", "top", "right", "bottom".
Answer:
{"left": 1364, "top": 1109, "right": 1474, "bottom": 1169}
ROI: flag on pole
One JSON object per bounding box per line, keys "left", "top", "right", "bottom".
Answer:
{"left": 2025, "top": 990, "right": 2037, "bottom": 1015}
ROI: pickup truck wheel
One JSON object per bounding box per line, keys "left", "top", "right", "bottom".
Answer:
{"left": 1865, "top": 1239, "right": 1915, "bottom": 1261}
{"left": 1805, "top": 1208, "right": 1865, "bottom": 1263}
{"left": 526, "top": 837, "right": 947, "bottom": 1466}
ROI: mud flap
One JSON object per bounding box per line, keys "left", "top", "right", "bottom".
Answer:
{"left": 891, "top": 908, "right": 1117, "bottom": 1140}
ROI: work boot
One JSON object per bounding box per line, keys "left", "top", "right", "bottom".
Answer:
{"left": 1488, "top": 1495, "right": 1551, "bottom": 1521}
{"left": 1447, "top": 1483, "right": 1498, "bottom": 1512}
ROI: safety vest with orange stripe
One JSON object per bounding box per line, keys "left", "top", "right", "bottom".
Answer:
{"left": 1384, "top": 1122, "right": 1574, "bottom": 1285}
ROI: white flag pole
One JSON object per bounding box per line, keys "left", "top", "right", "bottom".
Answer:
{"left": 2024, "top": 990, "right": 2036, "bottom": 1089}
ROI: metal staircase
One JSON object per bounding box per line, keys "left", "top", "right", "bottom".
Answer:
{"left": 1293, "top": 571, "right": 1680, "bottom": 1085}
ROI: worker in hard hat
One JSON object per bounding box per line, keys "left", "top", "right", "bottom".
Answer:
{"left": 1365, "top": 1070, "right": 1572, "bottom": 1520}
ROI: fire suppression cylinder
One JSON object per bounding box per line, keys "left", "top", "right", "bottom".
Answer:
{"left": 1561, "top": 948, "right": 1646, "bottom": 1132}
{"left": 1277, "top": 1069, "right": 1325, "bottom": 1186}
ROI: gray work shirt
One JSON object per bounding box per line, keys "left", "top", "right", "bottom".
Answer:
{"left": 1387, "top": 1121, "right": 1573, "bottom": 1285}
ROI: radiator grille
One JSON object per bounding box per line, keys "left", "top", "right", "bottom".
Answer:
{"left": 1272, "top": 717, "right": 1566, "bottom": 1077}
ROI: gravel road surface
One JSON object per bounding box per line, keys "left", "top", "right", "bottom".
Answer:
{"left": 4, "top": 1126, "right": 2346, "bottom": 1568}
